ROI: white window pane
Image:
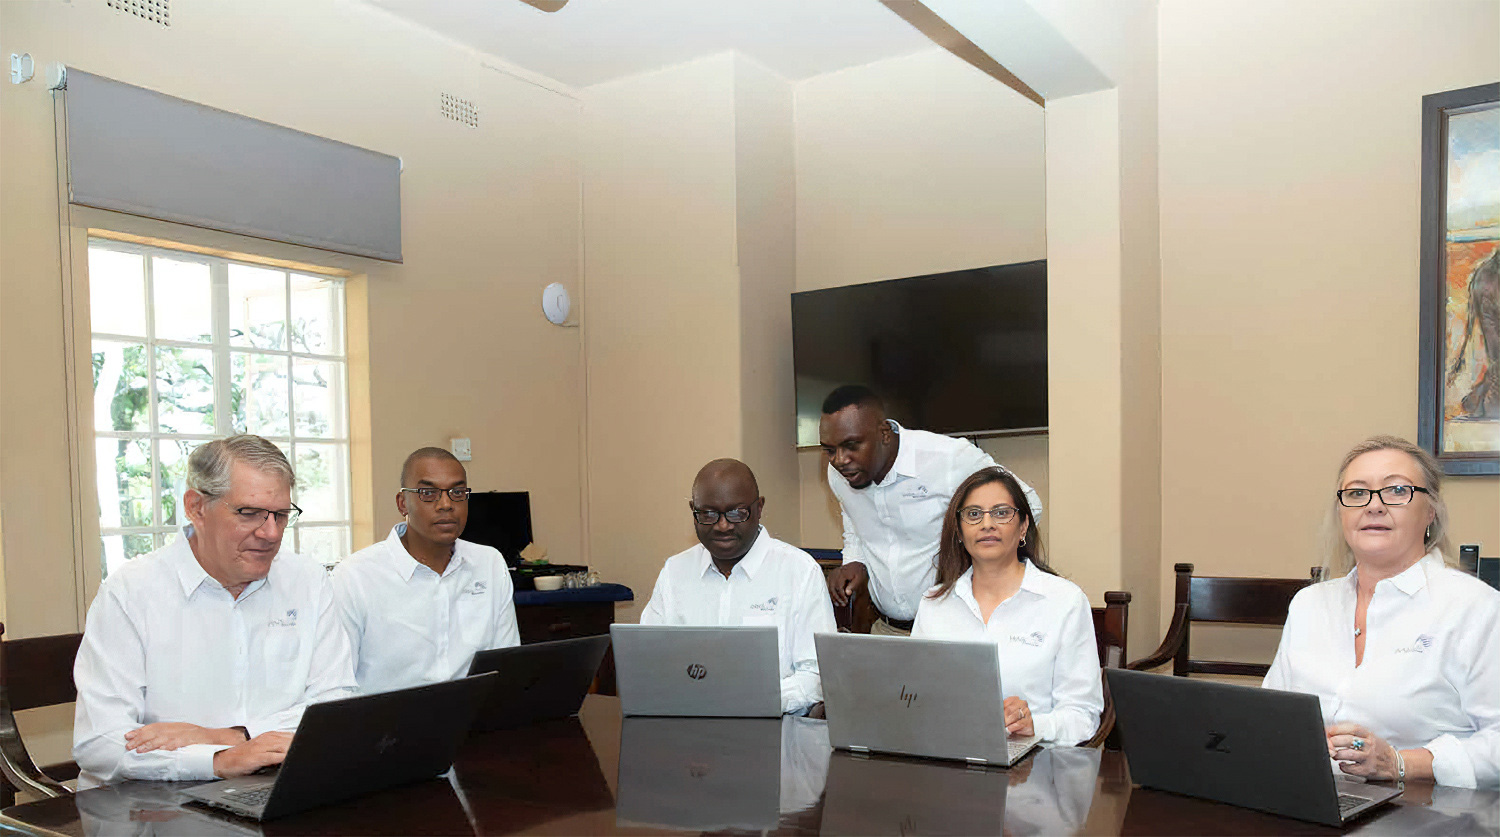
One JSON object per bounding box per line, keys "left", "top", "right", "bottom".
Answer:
{"left": 232, "top": 352, "right": 290, "bottom": 437}
{"left": 159, "top": 438, "right": 201, "bottom": 527}
{"left": 92, "top": 339, "right": 150, "bottom": 433}
{"left": 152, "top": 256, "right": 213, "bottom": 343}
{"left": 229, "top": 264, "right": 287, "bottom": 350}
{"left": 96, "top": 437, "right": 153, "bottom": 528}
{"left": 290, "top": 274, "right": 343, "bottom": 355}
{"left": 295, "top": 443, "right": 348, "bottom": 521}
{"left": 101, "top": 533, "right": 155, "bottom": 577}
{"left": 296, "top": 525, "right": 350, "bottom": 565}
{"left": 155, "top": 345, "right": 216, "bottom": 435}
{"left": 293, "top": 359, "right": 343, "bottom": 438}
{"left": 88, "top": 248, "right": 147, "bottom": 337}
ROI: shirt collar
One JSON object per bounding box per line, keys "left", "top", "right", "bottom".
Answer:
{"left": 173, "top": 525, "right": 270, "bottom": 599}
{"left": 696, "top": 526, "right": 770, "bottom": 581}
{"left": 383, "top": 523, "right": 464, "bottom": 581}
{"left": 954, "top": 559, "right": 1045, "bottom": 611}
{"left": 884, "top": 420, "right": 918, "bottom": 482}
{"left": 1346, "top": 548, "right": 1442, "bottom": 598}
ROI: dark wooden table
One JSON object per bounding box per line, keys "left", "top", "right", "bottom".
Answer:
{"left": 6, "top": 696, "right": 1496, "bottom": 835}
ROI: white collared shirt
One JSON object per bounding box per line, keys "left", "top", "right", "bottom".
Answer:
{"left": 828, "top": 422, "right": 1043, "bottom": 621}
{"left": 72, "top": 531, "right": 356, "bottom": 784}
{"left": 1264, "top": 550, "right": 1500, "bottom": 788}
{"left": 639, "top": 528, "right": 837, "bottom": 715}
{"left": 911, "top": 561, "right": 1102, "bottom": 745}
{"left": 331, "top": 524, "right": 519, "bottom": 696}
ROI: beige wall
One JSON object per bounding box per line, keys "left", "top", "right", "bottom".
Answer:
{"left": 1157, "top": 0, "right": 1500, "bottom": 662}
{"left": 1, "top": 0, "right": 584, "bottom": 764}
{"left": 792, "top": 46, "right": 1051, "bottom": 559}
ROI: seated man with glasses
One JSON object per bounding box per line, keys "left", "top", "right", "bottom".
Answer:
{"left": 73, "top": 434, "right": 357, "bottom": 786}
{"left": 640, "top": 458, "right": 837, "bottom": 715}
{"left": 332, "top": 447, "right": 518, "bottom": 695}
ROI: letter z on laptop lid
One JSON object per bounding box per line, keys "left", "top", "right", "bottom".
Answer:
{"left": 610, "top": 625, "right": 782, "bottom": 717}
{"left": 1106, "top": 668, "right": 1401, "bottom": 826}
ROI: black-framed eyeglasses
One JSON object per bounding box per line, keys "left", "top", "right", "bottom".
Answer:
{"left": 233, "top": 505, "right": 302, "bottom": 528}
{"left": 1336, "top": 485, "right": 1430, "bottom": 508}
{"left": 401, "top": 487, "right": 472, "bottom": 503}
{"left": 692, "top": 507, "right": 753, "bottom": 526}
{"left": 958, "top": 505, "right": 1019, "bottom": 525}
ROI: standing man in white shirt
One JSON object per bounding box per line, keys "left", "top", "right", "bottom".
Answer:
{"left": 73, "top": 435, "right": 356, "bottom": 786}
{"left": 820, "top": 385, "right": 1042, "bottom": 635}
{"left": 332, "top": 447, "right": 519, "bottom": 695}
{"left": 640, "top": 459, "right": 836, "bottom": 715}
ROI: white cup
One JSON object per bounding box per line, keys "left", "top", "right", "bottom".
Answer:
{"left": 533, "top": 575, "right": 564, "bottom": 592}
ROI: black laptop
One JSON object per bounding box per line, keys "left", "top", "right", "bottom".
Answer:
{"left": 182, "top": 673, "right": 496, "bottom": 821}
{"left": 1106, "top": 669, "right": 1402, "bottom": 826}
{"left": 466, "top": 635, "right": 611, "bottom": 731}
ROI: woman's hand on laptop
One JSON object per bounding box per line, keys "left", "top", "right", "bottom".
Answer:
{"left": 212, "top": 731, "right": 294, "bottom": 778}
{"left": 125, "top": 722, "right": 249, "bottom": 753}
{"left": 1003, "top": 697, "right": 1034, "bottom": 737}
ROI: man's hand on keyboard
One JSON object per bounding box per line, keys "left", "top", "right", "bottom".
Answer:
{"left": 212, "top": 731, "right": 294, "bottom": 778}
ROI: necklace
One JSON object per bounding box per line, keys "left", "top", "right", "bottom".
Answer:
{"left": 1354, "top": 627, "right": 1363, "bottom": 637}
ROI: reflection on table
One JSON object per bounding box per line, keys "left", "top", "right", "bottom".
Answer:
{"left": 5, "top": 695, "right": 1497, "bottom": 836}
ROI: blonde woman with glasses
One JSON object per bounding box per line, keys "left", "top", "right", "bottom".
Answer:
{"left": 1264, "top": 436, "right": 1500, "bottom": 788}
{"left": 911, "top": 466, "right": 1102, "bottom": 746}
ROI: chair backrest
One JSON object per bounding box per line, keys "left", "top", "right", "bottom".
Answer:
{"left": 1167, "top": 563, "right": 1319, "bottom": 678}
{"left": 1085, "top": 591, "right": 1130, "bottom": 749}
{"left": 0, "top": 622, "right": 82, "bottom": 804}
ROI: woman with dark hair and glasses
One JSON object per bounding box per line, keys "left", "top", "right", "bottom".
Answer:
{"left": 911, "top": 466, "right": 1102, "bottom": 745}
{"left": 1264, "top": 436, "right": 1500, "bottom": 788}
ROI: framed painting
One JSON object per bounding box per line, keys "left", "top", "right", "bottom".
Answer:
{"left": 1418, "top": 82, "right": 1500, "bottom": 475}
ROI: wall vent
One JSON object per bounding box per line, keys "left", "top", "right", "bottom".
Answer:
{"left": 441, "top": 93, "right": 479, "bottom": 128}
{"left": 107, "top": 0, "right": 170, "bottom": 27}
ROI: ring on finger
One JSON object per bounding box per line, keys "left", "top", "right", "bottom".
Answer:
{"left": 1351, "top": 737, "right": 1365, "bottom": 752}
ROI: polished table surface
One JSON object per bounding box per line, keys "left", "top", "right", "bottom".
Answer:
{"left": 6, "top": 695, "right": 1497, "bottom": 836}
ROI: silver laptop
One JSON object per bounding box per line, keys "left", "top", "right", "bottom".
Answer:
{"left": 610, "top": 624, "right": 782, "bottom": 717}
{"left": 1106, "top": 668, "right": 1402, "bottom": 826}
{"left": 182, "top": 673, "right": 495, "bottom": 821}
{"left": 815, "top": 632, "right": 1040, "bottom": 766}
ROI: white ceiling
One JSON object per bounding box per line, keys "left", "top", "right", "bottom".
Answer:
{"left": 364, "top": 0, "right": 939, "bottom": 88}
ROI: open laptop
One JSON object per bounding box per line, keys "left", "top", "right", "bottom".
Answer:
{"left": 615, "top": 716, "right": 783, "bottom": 830}
{"left": 182, "top": 673, "right": 496, "bottom": 821}
{"left": 466, "top": 634, "right": 610, "bottom": 731}
{"left": 1105, "top": 668, "right": 1402, "bottom": 826}
{"left": 815, "top": 632, "right": 1039, "bottom": 766}
{"left": 610, "top": 625, "right": 781, "bottom": 717}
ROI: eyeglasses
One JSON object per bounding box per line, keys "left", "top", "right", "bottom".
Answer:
{"left": 691, "top": 507, "right": 753, "bottom": 526}
{"left": 401, "top": 487, "right": 472, "bottom": 503}
{"left": 1336, "top": 485, "right": 1430, "bottom": 508}
{"left": 958, "top": 505, "right": 1019, "bottom": 525}
{"left": 233, "top": 505, "right": 302, "bottom": 528}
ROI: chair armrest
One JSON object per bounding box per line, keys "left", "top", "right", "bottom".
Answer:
{"left": 0, "top": 711, "right": 72, "bottom": 800}
{"left": 1127, "top": 602, "right": 1189, "bottom": 671}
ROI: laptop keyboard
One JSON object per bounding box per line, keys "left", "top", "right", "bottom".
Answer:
{"left": 227, "top": 787, "right": 273, "bottom": 807}
{"left": 1006, "top": 739, "right": 1033, "bottom": 762}
{"left": 1337, "top": 793, "right": 1371, "bottom": 816}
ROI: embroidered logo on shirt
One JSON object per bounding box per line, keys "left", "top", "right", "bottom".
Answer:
{"left": 1395, "top": 634, "right": 1435, "bottom": 654}
{"left": 903, "top": 484, "right": 931, "bottom": 500}
{"left": 468, "top": 581, "right": 488, "bottom": 595}
{"left": 1009, "top": 631, "right": 1045, "bottom": 647}
{"left": 268, "top": 608, "right": 298, "bottom": 628}
{"left": 749, "top": 596, "right": 778, "bottom": 613}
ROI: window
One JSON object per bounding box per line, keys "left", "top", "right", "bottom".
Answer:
{"left": 88, "top": 238, "right": 351, "bottom": 575}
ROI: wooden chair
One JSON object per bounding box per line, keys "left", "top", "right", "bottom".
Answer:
{"left": 1085, "top": 591, "right": 1130, "bottom": 749}
{"left": 0, "top": 622, "right": 82, "bottom": 807}
{"left": 1127, "top": 563, "right": 1320, "bottom": 678}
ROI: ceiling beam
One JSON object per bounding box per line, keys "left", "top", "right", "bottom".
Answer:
{"left": 879, "top": 0, "right": 1045, "bottom": 106}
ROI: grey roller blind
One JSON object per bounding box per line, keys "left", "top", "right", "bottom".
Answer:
{"left": 59, "top": 69, "right": 402, "bottom": 262}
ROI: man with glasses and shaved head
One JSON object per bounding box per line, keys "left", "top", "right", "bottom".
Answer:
{"left": 332, "top": 446, "right": 518, "bottom": 695}
{"left": 73, "top": 434, "right": 356, "bottom": 786}
{"left": 639, "top": 458, "right": 836, "bottom": 715}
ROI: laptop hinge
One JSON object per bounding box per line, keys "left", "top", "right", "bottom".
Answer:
{"left": 964, "top": 756, "right": 989, "bottom": 769}
{"left": 848, "top": 745, "right": 870, "bottom": 758}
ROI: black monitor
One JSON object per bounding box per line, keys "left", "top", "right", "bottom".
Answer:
{"left": 461, "top": 491, "right": 533, "bottom": 567}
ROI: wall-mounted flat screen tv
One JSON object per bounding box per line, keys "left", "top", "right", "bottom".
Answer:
{"left": 792, "top": 260, "right": 1046, "bottom": 446}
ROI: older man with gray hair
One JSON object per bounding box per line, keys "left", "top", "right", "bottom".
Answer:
{"left": 73, "top": 434, "right": 356, "bottom": 786}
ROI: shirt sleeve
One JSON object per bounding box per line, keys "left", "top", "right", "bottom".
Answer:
{"left": 780, "top": 559, "right": 838, "bottom": 715}
{"left": 1262, "top": 598, "right": 1301, "bottom": 692}
{"left": 329, "top": 564, "right": 365, "bottom": 670}
{"left": 638, "top": 565, "right": 672, "bottom": 625}
{"left": 1029, "top": 591, "right": 1103, "bottom": 746}
{"left": 1428, "top": 596, "right": 1500, "bottom": 789}
{"left": 246, "top": 578, "right": 356, "bottom": 738}
{"left": 838, "top": 509, "right": 867, "bottom": 568}
{"left": 72, "top": 585, "right": 229, "bottom": 783}
{"left": 490, "top": 563, "right": 521, "bottom": 650}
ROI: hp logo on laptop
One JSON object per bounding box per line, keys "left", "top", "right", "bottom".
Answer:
{"left": 899, "top": 685, "right": 917, "bottom": 707}
{"left": 686, "top": 663, "right": 707, "bottom": 680}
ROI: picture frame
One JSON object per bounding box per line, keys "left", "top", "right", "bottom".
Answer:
{"left": 1417, "top": 82, "right": 1499, "bottom": 476}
